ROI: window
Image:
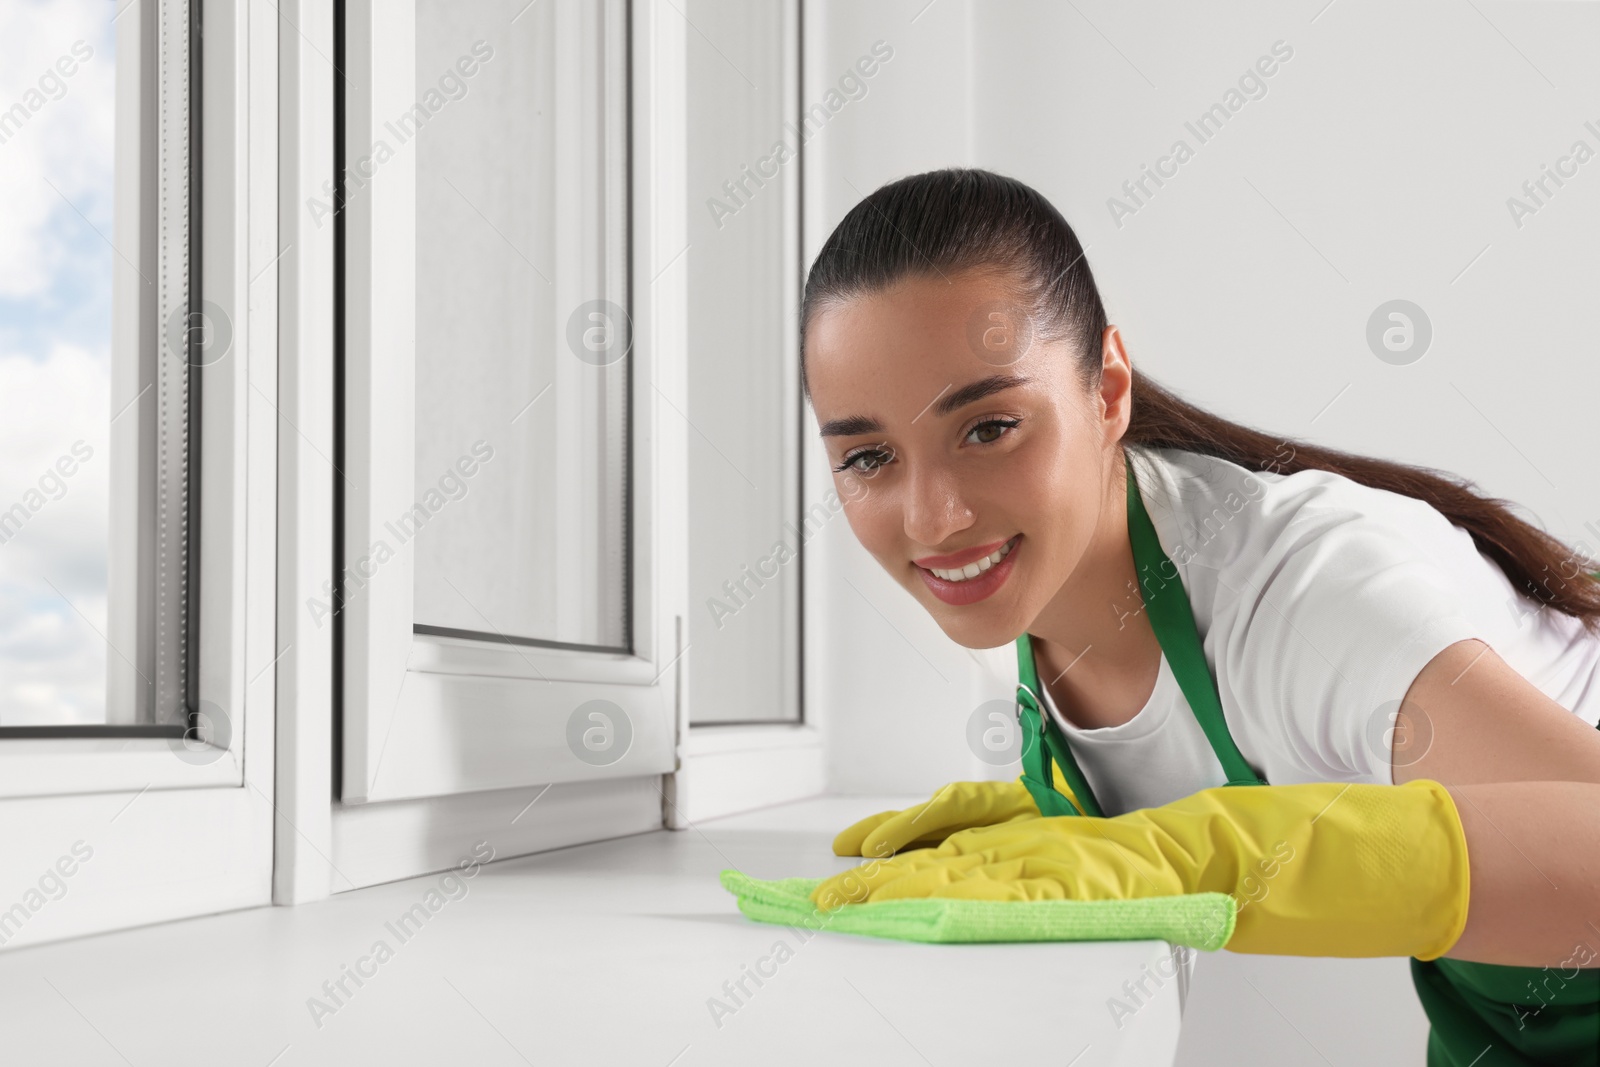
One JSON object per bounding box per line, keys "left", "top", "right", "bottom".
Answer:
{"left": 0, "top": 0, "right": 816, "bottom": 946}
{"left": 684, "top": 0, "right": 803, "bottom": 727}
{"left": 409, "top": 0, "right": 629, "bottom": 652}
{"left": 0, "top": 0, "right": 189, "bottom": 734}
{"left": 336, "top": 0, "right": 676, "bottom": 806}
{"left": 0, "top": 0, "right": 275, "bottom": 949}
{"left": 670, "top": 0, "right": 822, "bottom": 823}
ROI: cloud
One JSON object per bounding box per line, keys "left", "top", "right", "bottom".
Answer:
{"left": 0, "top": 344, "right": 112, "bottom": 726}
{"left": 0, "top": 2, "right": 116, "bottom": 299}
{"left": 0, "top": 0, "right": 117, "bottom": 726}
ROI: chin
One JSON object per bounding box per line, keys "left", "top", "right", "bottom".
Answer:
{"left": 930, "top": 610, "right": 1020, "bottom": 652}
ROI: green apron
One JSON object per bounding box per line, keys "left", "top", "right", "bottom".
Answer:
{"left": 1013, "top": 453, "right": 1600, "bottom": 1065}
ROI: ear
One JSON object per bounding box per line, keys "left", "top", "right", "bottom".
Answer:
{"left": 1096, "top": 324, "right": 1135, "bottom": 439}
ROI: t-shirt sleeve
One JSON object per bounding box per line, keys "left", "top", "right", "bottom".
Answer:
{"left": 1224, "top": 496, "right": 1490, "bottom": 785}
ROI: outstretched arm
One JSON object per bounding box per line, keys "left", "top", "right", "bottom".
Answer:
{"left": 1394, "top": 637, "right": 1600, "bottom": 968}
{"left": 809, "top": 636, "right": 1600, "bottom": 964}
{"left": 1441, "top": 782, "right": 1600, "bottom": 967}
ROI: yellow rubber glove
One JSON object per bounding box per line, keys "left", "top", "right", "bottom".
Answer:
{"left": 813, "top": 778, "right": 1471, "bottom": 961}
{"left": 831, "top": 764, "right": 1083, "bottom": 858}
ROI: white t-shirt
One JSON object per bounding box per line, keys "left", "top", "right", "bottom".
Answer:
{"left": 970, "top": 443, "right": 1600, "bottom": 817}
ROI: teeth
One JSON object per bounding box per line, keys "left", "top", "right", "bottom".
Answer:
{"left": 929, "top": 537, "right": 1017, "bottom": 582}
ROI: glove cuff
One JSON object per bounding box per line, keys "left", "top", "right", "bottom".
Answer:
{"left": 1137, "top": 779, "right": 1472, "bottom": 959}
{"left": 1400, "top": 780, "right": 1472, "bottom": 962}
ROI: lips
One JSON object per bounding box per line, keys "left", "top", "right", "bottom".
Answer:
{"left": 913, "top": 536, "right": 1016, "bottom": 570}
{"left": 916, "top": 534, "right": 1022, "bottom": 607}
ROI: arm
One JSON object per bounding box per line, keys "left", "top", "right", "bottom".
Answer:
{"left": 1393, "top": 637, "right": 1600, "bottom": 968}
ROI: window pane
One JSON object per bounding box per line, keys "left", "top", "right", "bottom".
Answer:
{"left": 0, "top": 3, "right": 117, "bottom": 727}
{"left": 685, "top": 0, "right": 800, "bottom": 722}
{"left": 0, "top": 0, "right": 189, "bottom": 730}
{"left": 411, "top": 0, "right": 629, "bottom": 650}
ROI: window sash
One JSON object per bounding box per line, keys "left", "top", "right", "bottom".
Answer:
{"left": 338, "top": 0, "right": 678, "bottom": 805}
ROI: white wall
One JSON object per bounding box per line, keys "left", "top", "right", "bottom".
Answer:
{"left": 802, "top": 0, "right": 1011, "bottom": 795}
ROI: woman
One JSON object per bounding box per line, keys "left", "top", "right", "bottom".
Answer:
{"left": 802, "top": 167, "right": 1600, "bottom": 1065}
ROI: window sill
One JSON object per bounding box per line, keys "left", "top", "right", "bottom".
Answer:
{"left": 0, "top": 792, "right": 1192, "bottom": 1060}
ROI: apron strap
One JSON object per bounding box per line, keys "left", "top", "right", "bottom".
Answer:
{"left": 1124, "top": 456, "right": 1266, "bottom": 789}
{"left": 1016, "top": 642, "right": 1103, "bottom": 818}
{"left": 1013, "top": 449, "right": 1266, "bottom": 820}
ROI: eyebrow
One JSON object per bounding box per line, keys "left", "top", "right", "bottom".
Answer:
{"left": 818, "top": 373, "right": 1034, "bottom": 438}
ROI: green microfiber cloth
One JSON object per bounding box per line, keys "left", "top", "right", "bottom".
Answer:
{"left": 719, "top": 870, "right": 1236, "bottom": 950}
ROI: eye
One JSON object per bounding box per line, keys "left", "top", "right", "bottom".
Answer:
{"left": 834, "top": 443, "right": 894, "bottom": 474}
{"left": 832, "top": 419, "right": 1021, "bottom": 475}
{"left": 965, "top": 417, "right": 1022, "bottom": 446}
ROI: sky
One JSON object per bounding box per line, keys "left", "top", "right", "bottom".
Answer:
{"left": 0, "top": 0, "right": 118, "bottom": 726}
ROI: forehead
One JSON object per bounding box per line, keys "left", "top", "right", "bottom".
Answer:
{"left": 806, "top": 268, "right": 1037, "bottom": 404}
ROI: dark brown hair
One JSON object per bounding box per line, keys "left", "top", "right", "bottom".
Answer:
{"left": 800, "top": 166, "right": 1600, "bottom": 636}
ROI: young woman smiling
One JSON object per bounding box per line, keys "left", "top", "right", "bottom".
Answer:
{"left": 802, "top": 167, "right": 1600, "bottom": 1066}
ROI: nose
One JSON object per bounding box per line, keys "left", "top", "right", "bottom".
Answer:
{"left": 900, "top": 456, "right": 976, "bottom": 551}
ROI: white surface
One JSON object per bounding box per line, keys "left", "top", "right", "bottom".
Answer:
{"left": 328, "top": 774, "right": 662, "bottom": 892}
{"left": 0, "top": 793, "right": 1195, "bottom": 1065}
{"left": 673, "top": 724, "right": 828, "bottom": 824}
{"left": 274, "top": 0, "right": 338, "bottom": 906}
{"left": 1174, "top": 950, "right": 1431, "bottom": 1067}
{"left": 0, "top": 736, "right": 236, "bottom": 799}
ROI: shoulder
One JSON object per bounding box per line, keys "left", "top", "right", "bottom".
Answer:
{"left": 1149, "top": 444, "right": 1491, "bottom": 662}
{"left": 1132, "top": 445, "right": 1509, "bottom": 781}
{"left": 1127, "top": 442, "right": 1480, "bottom": 580}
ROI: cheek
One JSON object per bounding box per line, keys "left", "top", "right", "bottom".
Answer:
{"left": 836, "top": 478, "right": 900, "bottom": 554}
{"left": 834, "top": 467, "right": 877, "bottom": 509}
{"left": 1006, "top": 435, "right": 1099, "bottom": 561}
{"left": 844, "top": 475, "right": 994, "bottom": 577}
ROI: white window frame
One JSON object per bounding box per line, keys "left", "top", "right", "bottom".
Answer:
{"left": 0, "top": 0, "right": 278, "bottom": 949}
{"left": 337, "top": 0, "right": 679, "bottom": 806}
{"left": 0, "top": 0, "right": 829, "bottom": 937}
{"left": 273, "top": 0, "right": 822, "bottom": 901}
{"left": 665, "top": 0, "right": 824, "bottom": 826}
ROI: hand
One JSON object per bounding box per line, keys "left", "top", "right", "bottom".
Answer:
{"left": 831, "top": 767, "right": 1083, "bottom": 858}
{"left": 814, "top": 779, "right": 1472, "bottom": 960}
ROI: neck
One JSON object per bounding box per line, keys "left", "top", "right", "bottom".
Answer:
{"left": 1026, "top": 445, "right": 1163, "bottom": 723}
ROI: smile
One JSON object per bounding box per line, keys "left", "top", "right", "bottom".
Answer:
{"left": 925, "top": 536, "right": 1018, "bottom": 581}
{"left": 916, "top": 534, "right": 1021, "bottom": 606}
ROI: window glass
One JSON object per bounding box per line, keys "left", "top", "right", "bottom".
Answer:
{"left": 411, "top": 0, "right": 629, "bottom": 651}
{"left": 0, "top": 2, "right": 118, "bottom": 727}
